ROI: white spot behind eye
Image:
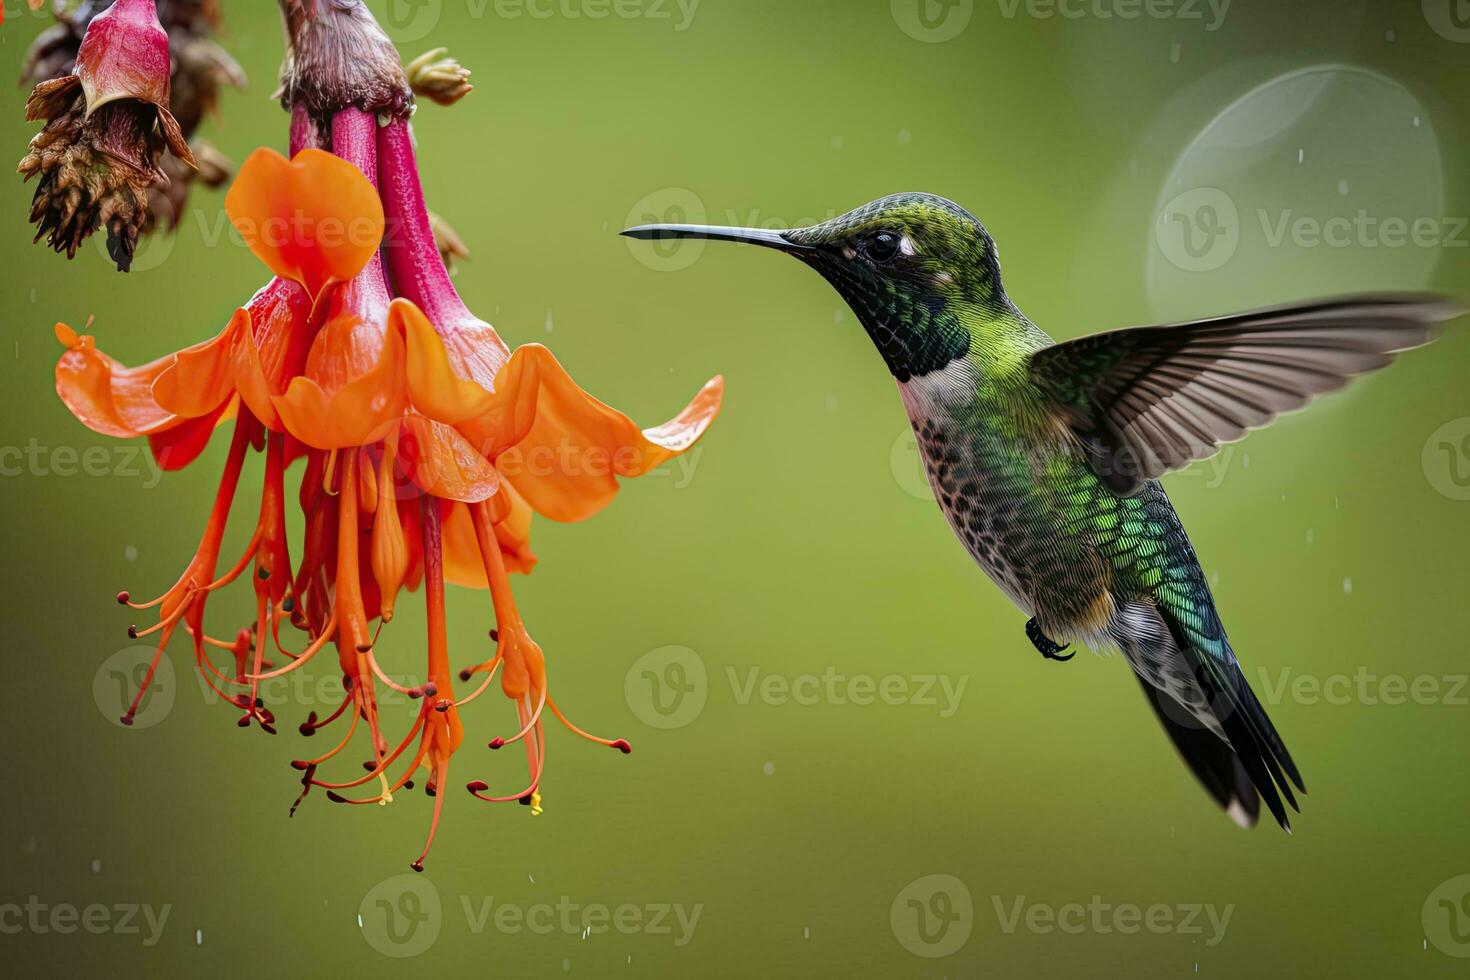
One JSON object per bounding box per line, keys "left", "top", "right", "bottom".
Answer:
{"left": 899, "top": 236, "right": 918, "bottom": 257}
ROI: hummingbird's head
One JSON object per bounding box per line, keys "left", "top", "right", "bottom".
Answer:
{"left": 623, "top": 193, "right": 1008, "bottom": 380}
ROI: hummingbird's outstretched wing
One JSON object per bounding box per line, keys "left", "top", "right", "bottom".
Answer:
{"left": 1027, "top": 294, "right": 1463, "bottom": 496}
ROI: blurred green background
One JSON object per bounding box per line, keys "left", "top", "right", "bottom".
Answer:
{"left": 2, "top": 0, "right": 1469, "bottom": 976}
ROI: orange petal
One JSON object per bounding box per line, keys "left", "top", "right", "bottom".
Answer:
{"left": 232, "top": 278, "right": 314, "bottom": 431}
{"left": 496, "top": 345, "right": 725, "bottom": 522}
{"left": 394, "top": 299, "right": 498, "bottom": 425}
{"left": 397, "top": 415, "right": 501, "bottom": 504}
{"left": 441, "top": 484, "right": 536, "bottom": 590}
{"left": 150, "top": 397, "right": 236, "bottom": 471}
{"left": 456, "top": 344, "right": 542, "bottom": 458}
{"left": 272, "top": 320, "right": 407, "bottom": 450}
{"left": 55, "top": 322, "right": 180, "bottom": 438}
{"left": 224, "top": 148, "right": 384, "bottom": 303}
{"left": 151, "top": 309, "right": 246, "bottom": 418}
{"left": 493, "top": 481, "right": 538, "bottom": 576}
{"left": 441, "top": 501, "right": 487, "bottom": 589}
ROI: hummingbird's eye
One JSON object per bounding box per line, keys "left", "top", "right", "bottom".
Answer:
{"left": 865, "top": 232, "right": 902, "bottom": 264}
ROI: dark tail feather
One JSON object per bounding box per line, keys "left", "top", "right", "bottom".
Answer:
{"left": 1164, "top": 622, "right": 1307, "bottom": 832}
{"left": 1135, "top": 676, "right": 1260, "bottom": 829}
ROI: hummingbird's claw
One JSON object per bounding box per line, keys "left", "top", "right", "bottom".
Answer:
{"left": 1026, "top": 618, "right": 1074, "bottom": 662}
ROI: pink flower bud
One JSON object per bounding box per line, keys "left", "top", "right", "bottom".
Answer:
{"left": 75, "top": 0, "right": 172, "bottom": 115}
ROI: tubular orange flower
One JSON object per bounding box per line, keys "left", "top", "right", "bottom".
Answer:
{"left": 50, "top": 3, "right": 723, "bottom": 872}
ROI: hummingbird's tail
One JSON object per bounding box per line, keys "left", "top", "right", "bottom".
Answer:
{"left": 1135, "top": 674, "right": 1261, "bottom": 829}
{"left": 1114, "top": 600, "right": 1305, "bottom": 831}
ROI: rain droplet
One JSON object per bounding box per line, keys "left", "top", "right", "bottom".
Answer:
{"left": 1337, "top": 179, "right": 1350, "bottom": 196}
{"left": 897, "top": 130, "right": 912, "bottom": 145}
{"left": 528, "top": 874, "right": 536, "bottom": 884}
{"left": 1169, "top": 42, "right": 1182, "bottom": 63}
{"left": 762, "top": 761, "right": 775, "bottom": 776}
{"left": 545, "top": 309, "right": 554, "bottom": 334}
{"left": 1243, "top": 454, "right": 1251, "bottom": 469}
{"left": 124, "top": 545, "right": 138, "bottom": 562}
{"left": 1385, "top": 29, "right": 1395, "bottom": 41}
{"left": 803, "top": 926, "right": 811, "bottom": 939}
{"left": 824, "top": 394, "right": 838, "bottom": 412}
{"left": 830, "top": 136, "right": 845, "bottom": 151}
{"left": 1297, "top": 148, "right": 1305, "bottom": 164}
{"left": 357, "top": 914, "right": 364, "bottom": 927}
{"left": 1306, "top": 528, "right": 1315, "bottom": 546}
{"left": 29, "top": 288, "right": 37, "bottom": 304}
{"left": 562, "top": 958, "right": 572, "bottom": 973}
{"left": 91, "top": 859, "right": 101, "bottom": 873}
{"left": 1343, "top": 577, "right": 1353, "bottom": 594}
{"left": 195, "top": 929, "right": 203, "bottom": 945}
{"left": 1413, "top": 115, "right": 1422, "bottom": 128}
{"left": 833, "top": 309, "right": 845, "bottom": 324}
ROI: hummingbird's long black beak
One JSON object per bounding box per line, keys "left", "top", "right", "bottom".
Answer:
{"left": 620, "top": 224, "right": 812, "bottom": 252}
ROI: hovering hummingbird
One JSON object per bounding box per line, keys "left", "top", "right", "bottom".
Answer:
{"left": 624, "top": 194, "right": 1462, "bottom": 831}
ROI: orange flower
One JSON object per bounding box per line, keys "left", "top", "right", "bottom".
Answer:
{"left": 53, "top": 103, "right": 724, "bottom": 872}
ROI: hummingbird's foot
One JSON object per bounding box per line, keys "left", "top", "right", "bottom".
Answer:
{"left": 1026, "top": 618, "right": 1074, "bottom": 662}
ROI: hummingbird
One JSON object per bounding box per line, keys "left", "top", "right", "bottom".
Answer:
{"left": 623, "top": 193, "right": 1462, "bottom": 831}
